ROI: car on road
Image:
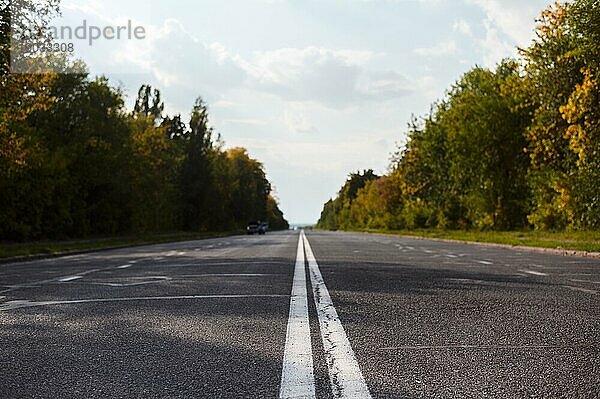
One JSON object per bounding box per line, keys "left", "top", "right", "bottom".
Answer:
{"left": 247, "top": 221, "right": 268, "bottom": 235}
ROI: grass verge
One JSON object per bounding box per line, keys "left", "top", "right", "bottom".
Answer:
{"left": 349, "top": 228, "right": 600, "bottom": 253}
{"left": 0, "top": 231, "right": 242, "bottom": 260}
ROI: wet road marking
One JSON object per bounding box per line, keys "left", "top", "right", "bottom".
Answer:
{"left": 303, "top": 232, "right": 372, "bottom": 399}
{"left": 280, "top": 232, "right": 315, "bottom": 399}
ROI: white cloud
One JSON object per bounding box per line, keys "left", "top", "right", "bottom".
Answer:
{"left": 356, "top": 70, "right": 412, "bottom": 99}
{"left": 414, "top": 40, "right": 457, "bottom": 56}
{"left": 104, "top": 22, "right": 414, "bottom": 109}
{"left": 221, "top": 118, "right": 268, "bottom": 126}
{"left": 283, "top": 102, "right": 317, "bottom": 133}
{"left": 480, "top": 19, "right": 515, "bottom": 68}
{"left": 243, "top": 46, "right": 411, "bottom": 107}
{"left": 466, "top": 0, "right": 549, "bottom": 67}
{"left": 453, "top": 19, "right": 472, "bottom": 36}
{"left": 467, "top": 0, "right": 543, "bottom": 46}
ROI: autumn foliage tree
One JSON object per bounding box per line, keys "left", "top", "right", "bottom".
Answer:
{"left": 1, "top": 5, "right": 288, "bottom": 240}
{"left": 319, "top": 0, "right": 600, "bottom": 232}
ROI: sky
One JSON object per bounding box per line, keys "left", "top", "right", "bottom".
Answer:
{"left": 50, "top": 0, "right": 553, "bottom": 224}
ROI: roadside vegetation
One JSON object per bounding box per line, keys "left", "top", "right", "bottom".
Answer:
{"left": 349, "top": 229, "right": 600, "bottom": 253}
{"left": 0, "top": 231, "right": 243, "bottom": 260}
{"left": 318, "top": 0, "right": 600, "bottom": 251}
{"left": 0, "top": 1, "right": 288, "bottom": 245}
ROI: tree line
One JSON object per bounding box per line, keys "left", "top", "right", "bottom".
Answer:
{"left": 1, "top": 2, "right": 288, "bottom": 241}
{"left": 319, "top": 0, "right": 599, "bottom": 232}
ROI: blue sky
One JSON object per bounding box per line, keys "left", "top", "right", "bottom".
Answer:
{"left": 52, "top": 0, "right": 553, "bottom": 224}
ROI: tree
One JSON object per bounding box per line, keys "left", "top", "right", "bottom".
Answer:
{"left": 133, "top": 85, "right": 165, "bottom": 125}
{"left": 521, "top": 0, "right": 600, "bottom": 229}
{"left": 179, "top": 98, "right": 215, "bottom": 231}
{"left": 227, "top": 147, "right": 271, "bottom": 226}
{"left": 265, "top": 195, "right": 289, "bottom": 231}
{"left": 443, "top": 62, "right": 531, "bottom": 229}
{"left": 317, "top": 170, "right": 378, "bottom": 230}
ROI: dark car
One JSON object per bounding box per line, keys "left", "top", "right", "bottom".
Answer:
{"left": 247, "top": 221, "right": 269, "bottom": 235}
{"left": 247, "top": 221, "right": 260, "bottom": 235}
{"left": 259, "top": 222, "right": 269, "bottom": 234}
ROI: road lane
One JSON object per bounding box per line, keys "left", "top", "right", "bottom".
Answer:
{"left": 304, "top": 230, "right": 600, "bottom": 398}
{"left": 2, "top": 230, "right": 600, "bottom": 398}
{"left": 0, "top": 232, "right": 298, "bottom": 398}
{"left": 303, "top": 232, "right": 371, "bottom": 399}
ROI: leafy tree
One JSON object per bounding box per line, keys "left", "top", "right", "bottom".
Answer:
{"left": 317, "top": 170, "right": 378, "bottom": 229}
{"left": 129, "top": 110, "right": 182, "bottom": 232}
{"left": 443, "top": 62, "right": 531, "bottom": 229}
{"left": 266, "top": 195, "right": 289, "bottom": 231}
{"left": 1, "top": 3, "right": 290, "bottom": 240}
{"left": 522, "top": 0, "right": 600, "bottom": 229}
{"left": 133, "top": 85, "right": 165, "bottom": 124}
{"left": 227, "top": 147, "right": 271, "bottom": 226}
{"left": 319, "top": 1, "right": 600, "bottom": 234}
{"left": 179, "top": 98, "right": 215, "bottom": 231}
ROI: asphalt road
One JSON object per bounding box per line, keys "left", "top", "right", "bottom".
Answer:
{"left": 1, "top": 230, "right": 599, "bottom": 398}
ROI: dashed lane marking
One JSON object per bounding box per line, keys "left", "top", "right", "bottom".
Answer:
{"left": 58, "top": 276, "right": 84, "bottom": 282}
{"left": 519, "top": 269, "right": 549, "bottom": 277}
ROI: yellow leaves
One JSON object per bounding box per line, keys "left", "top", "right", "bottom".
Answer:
{"left": 560, "top": 67, "right": 599, "bottom": 166}
{"left": 130, "top": 120, "right": 172, "bottom": 169}
{"left": 1, "top": 72, "right": 57, "bottom": 124}
{"left": 537, "top": 2, "right": 570, "bottom": 39}
{"left": 0, "top": 129, "right": 30, "bottom": 170}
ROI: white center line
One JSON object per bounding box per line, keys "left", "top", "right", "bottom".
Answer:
{"left": 280, "top": 233, "right": 315, "bottom": 399}
{"left": 302, "top": 232, "right": 372, "bottom": 399}
{"left": 116, "top": 264, "right": 132, "bottom": 269}
{"left": 477, "top": 260, "right": 493, "bottom": 265}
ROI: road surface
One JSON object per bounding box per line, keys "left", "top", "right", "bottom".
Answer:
{"left": 1, "top": 230, "right": 599, "bottom": 398}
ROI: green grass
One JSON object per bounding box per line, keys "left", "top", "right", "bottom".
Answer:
{"left": 0, "top": 231, "right": 242, "bottom": 260}
{"left": 350, "top": 228, "right": 600, "bottom": 253}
